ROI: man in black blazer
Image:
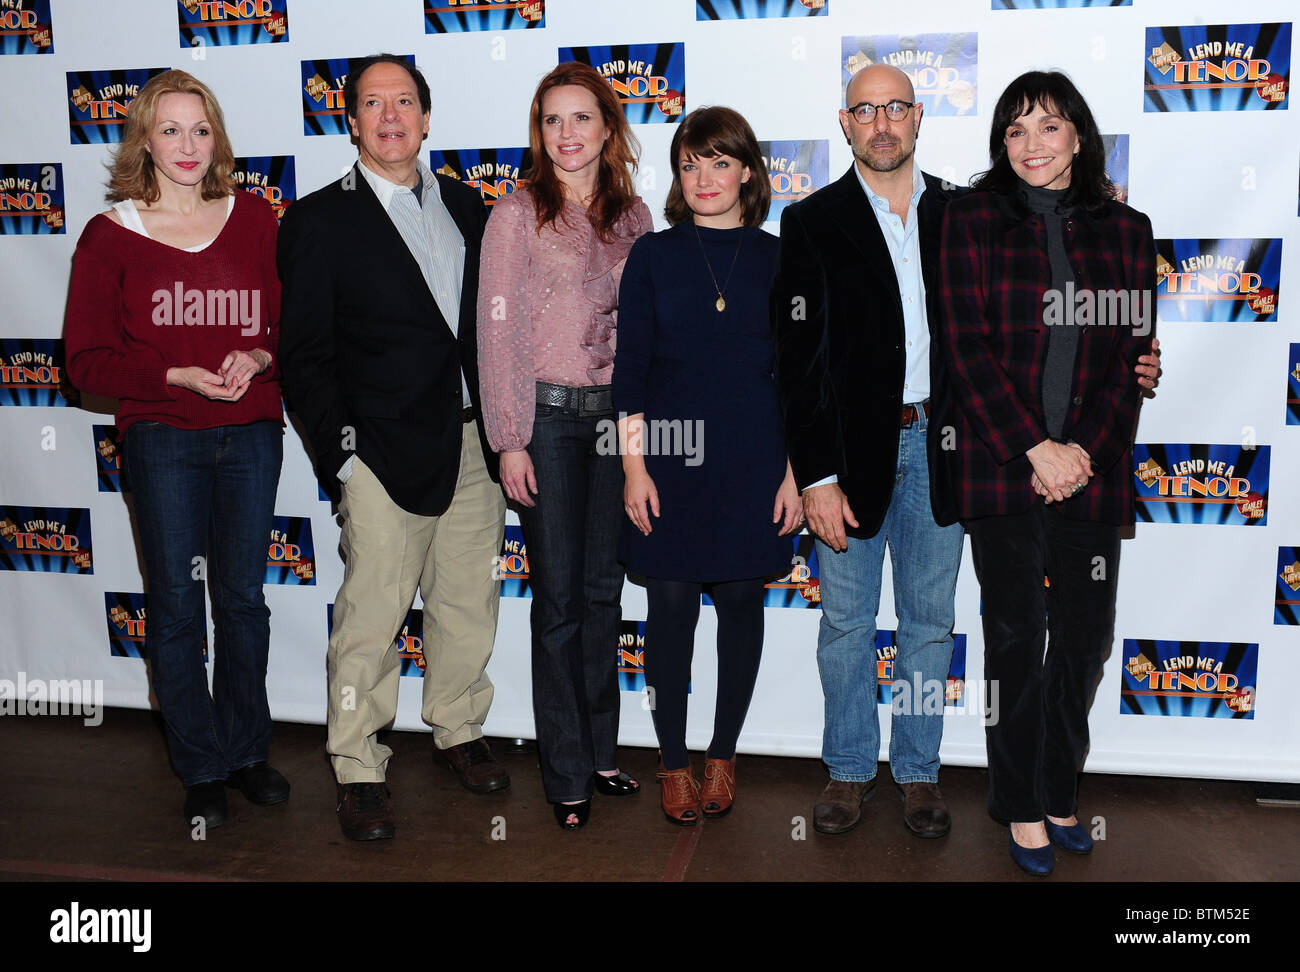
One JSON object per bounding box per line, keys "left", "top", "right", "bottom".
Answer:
{"left": 278, "top": 55, "right": 507, "bottom": 841}
{"left": 772, "top": 64, "right": 964, "bottom": 840}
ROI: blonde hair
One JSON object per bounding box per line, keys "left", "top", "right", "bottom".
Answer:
{"left": 106, "top": 69, "right": 235, "bottom": 204}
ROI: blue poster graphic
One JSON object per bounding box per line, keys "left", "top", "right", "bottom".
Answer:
{"left": 1133, "top": 444, "right": 1269, "bottom": 526}
{"left": 1155, "top": 238, "right": 1281, "bottom": 322}
{"left": 233, "top": 155, "right": 295, "bottom": 221}
{"left": 0, "top": 163, "right": 63, "bottom": 234}
{"left": 1287, "top": 344, "right": 1300, "bottom": 425}
{"left": 0, "top": 339, "right": 68, "bottom": 407}
{"left": 703, "top": 533, "right": 821, "bottom": 608}
{"left": 1145, "top": 23, "right": 1290, "bottom": 112}
{"left": 995, "top": 0, "right": 1128, "bottom": 7}
{"left": 429, "top": 147, "right": 527, "bottom": 206}
{"left": 875, "top": 633, "right": 967, "bottom": 707}
{"left": 425, "top": 0, "right": 543, "bottom": 32}
{"left": 559, "top": 43, "right": 686, "bottom": 124}
{"left": 1121, "top": 640, "right": 1256, "bottom": 719}
{"left": 93, "top": 425, "right": 124, "bottom": 493}
{"left": 177, "top": 0, "right": 288, "bottom": 47}
{"left": 105, "top": 592, "right": 149, "bottom": 659}
{"left": 0, "top": 0, "right": 53, "bottom": 54}
{"left": 1101, "top": 134, "right": 1129, "bottom": 203}
{"left": 67, "top": 68, "right": 171, "bottom": 145}
{"left": 697, "top": 0, "right": 826, "bottom": 19}
{"left": 759, "top": 139, "right": 829, "bottom": 222}
{"left": 1274, "top": 547, "right": 1300, "bottom": 625}
{"left": 265, "top": 515, "right": 315, "bottom": 585}
{"left": 842, "top": 33, "right": 978, "bottom": 116}
{"left": 0, "top": 506, "right": 93, "bottom": 573}
{"left": 498, "top": 523, "right": 531, "bottom": 597}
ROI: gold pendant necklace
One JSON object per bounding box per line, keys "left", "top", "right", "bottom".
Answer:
{"left": 693, "top": 221, "right": 744, "bottom": 313}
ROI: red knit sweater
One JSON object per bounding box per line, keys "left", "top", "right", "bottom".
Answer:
{"left": 64, "top": 191, "right": 283, "bottom": 434}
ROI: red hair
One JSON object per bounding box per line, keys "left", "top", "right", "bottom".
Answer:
{"left": 523, "top": 62, "right": 641, "bottom": 241}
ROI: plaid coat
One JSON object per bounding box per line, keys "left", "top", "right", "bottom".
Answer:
{"left": 937, "top": 189, "right": 1156, "bottom": 525}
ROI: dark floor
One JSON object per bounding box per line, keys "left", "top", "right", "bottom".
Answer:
{"left": 1, "top": 708, "right": 1295, "bottom": 884}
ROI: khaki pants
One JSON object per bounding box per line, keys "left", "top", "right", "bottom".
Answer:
{"left": 327, "top": 432, "right": 506, "bottom": 784}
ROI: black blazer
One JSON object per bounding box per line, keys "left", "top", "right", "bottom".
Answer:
{"left": 278, "top": 164, "right": 498, "bottom": 516}
{"left": 772, "top": 165, "right": 960, "bottom": 537}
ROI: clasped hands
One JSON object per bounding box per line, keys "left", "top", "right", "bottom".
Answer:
{"left": 1028, "top": 439, "right": 1093, "bottom": 504}
{"left": 167, "top": 348, "right": 272, "bottom": 402}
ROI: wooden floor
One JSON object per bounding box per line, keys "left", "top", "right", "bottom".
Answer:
{"left": 2, "top": 708, "right": 1294, "bottom": 886}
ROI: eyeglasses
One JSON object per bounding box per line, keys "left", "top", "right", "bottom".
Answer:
{"left": 844, "top": 100, "right": 919, "bottom": 124}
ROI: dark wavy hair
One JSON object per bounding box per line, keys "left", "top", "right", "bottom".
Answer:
{"left": 343, "top": 54, "right": 431, "bottom": 123}
{"left": 664, "top": 106, "right": 769, "bottom": 228}
{"left": 972, "top": 70, "right": 1114, "bottom": 214}
{"left": 523, "top": 62, "right": 641, "bottom": 242}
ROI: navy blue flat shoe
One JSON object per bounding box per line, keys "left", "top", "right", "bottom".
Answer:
{"left": 1046, "top": 819, "right": 1094, "bottom": 855}
{"left": 1009, "top": 832, "right": 1054, "bottom": 876}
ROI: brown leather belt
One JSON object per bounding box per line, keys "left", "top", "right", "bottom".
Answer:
{"left": 900, "top": 400, "right": 930, "bottom": 428}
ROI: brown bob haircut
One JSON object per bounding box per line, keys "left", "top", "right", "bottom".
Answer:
{"left": 523, "top": 61, "right": 641, "bottom": 242}
{"left": 665, "top": 106, "right": 769, "bottom": 228}
{"left": 106, "top": 69, "right": 236, "bottom": 205}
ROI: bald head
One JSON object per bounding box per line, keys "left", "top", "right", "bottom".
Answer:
{"left": 846, "top": 64, "right": 915, "bottom": 110}
{"left": 839, "top": 63, "right": 923, "bottom": 180}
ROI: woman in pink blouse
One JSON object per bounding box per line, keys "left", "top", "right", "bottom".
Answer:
{"left": 478, "top": 62, "right": 652, "bottom": 830}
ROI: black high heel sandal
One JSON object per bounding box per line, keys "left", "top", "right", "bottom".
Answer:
{"left": 591, "top": 770, "right": 640, "bottom": 796}
{"left": 553, "top": 799, "right": 591, "bottom": 830}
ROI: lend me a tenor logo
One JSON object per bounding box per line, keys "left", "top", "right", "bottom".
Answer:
{"left": 1121, "top": 640, "right": 1256, "bottom": 719}
{"left": 0, "top": 506, "right": 92, "bottom": 573}
{"left": 0, "top": 163, "right": 63, "bottom": 233}
{"left": 1145, "top": 23, "right": 1290, "bottom": 111}
{"left": 67, "top": 68, "right": 170, "bottom": 145}
{"left": 560, "top": 43, "right": 686, "bottom": 124}
{"left": 178, "top": 0, "right": 289, "bottom": 47}
{"left": 0, "top": 0, "right": 53, "bottom": 54}
{"left": 1133, "top": 444, "right": 1269, "bottom": 526}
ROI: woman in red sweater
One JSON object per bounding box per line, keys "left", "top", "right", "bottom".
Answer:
{"left": 64, "top": 70, "right": 286, "bottom": 830}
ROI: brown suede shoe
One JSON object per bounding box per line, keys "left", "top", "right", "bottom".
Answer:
{"left": 337, "top": 782, "right": 395, "bottom": 841}
{"left": 813, "top": 778, "right": 876, "bottom": 835}
{"left": 898, "top": 781, "right": 951, "bottom": 838}
{"left": 437, "top": 738, "right": 510, "bottom": 794}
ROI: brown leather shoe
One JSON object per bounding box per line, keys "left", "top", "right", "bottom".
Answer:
{"left": 899, "top": 781, "right": 951, "bottom": 838}
{"left": 337, "top": 782, "right": 395, "bottom": 841}
{"left": 657, "top": 760, "right": 701, "bottom": 826}
{"left": 813, "top": 778, "right": 876, "bottom": 835}
{"left": 437, "top": 738, "right": 510, "bottom": 794}
{"left": 701, "top": 756, "right": 736, "bottom": 817}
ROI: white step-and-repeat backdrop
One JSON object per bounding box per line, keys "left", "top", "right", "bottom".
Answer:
{"left": 1, "top": 0, "right": 1296, "bottom": 783}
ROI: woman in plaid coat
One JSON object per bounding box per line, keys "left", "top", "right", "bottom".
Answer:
{"left": 939, "top": 71, "right": 1157, "bottom": 876}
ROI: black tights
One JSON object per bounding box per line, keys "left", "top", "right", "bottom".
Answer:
{"left": 643, "top": 576, "right": 766, "bottom": 770}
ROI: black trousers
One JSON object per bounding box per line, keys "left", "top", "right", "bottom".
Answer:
{"left": 966, "top": 504, "right": 1120, "bottom": 822}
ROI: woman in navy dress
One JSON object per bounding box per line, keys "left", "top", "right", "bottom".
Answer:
{"left": 614, "top": 107, "right": 802, "bottom": 825}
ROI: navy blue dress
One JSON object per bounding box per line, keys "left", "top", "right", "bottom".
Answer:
{"left": 614, "top": 222, "right": 789, "bottom": 582}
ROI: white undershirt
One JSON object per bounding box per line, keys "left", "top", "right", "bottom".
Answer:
{"left": 111, "top": 194, "right": 234, "bottom": 252}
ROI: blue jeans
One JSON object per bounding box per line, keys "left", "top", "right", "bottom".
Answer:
{"left": 815, "top": 412, "right": 963, "bottom": 784}
{"left": 124, "top": 420, "right": 282, "bottom": 786}
{"left": 518, "top": 401, "right": 624, "bottom": 803}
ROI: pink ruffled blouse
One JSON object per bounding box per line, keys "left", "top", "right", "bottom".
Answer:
{"left": 477, "top": 188, "right": 652, "bottom": 453}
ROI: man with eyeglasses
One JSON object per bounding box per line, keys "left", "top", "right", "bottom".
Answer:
{"left": 773, "top": 64, "right": 1160, "bottom": 840}
{"left": 772, "top": 63, "right": 964, "bottom": 839}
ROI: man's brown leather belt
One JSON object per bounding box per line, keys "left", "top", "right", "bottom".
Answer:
{"left": 900, "top": 400, "right": 931, "bottom": 428}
